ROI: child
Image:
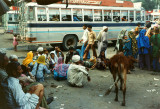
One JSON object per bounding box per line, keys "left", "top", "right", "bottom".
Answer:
{"left": 13, "top": 35, "right": 18, "bottom": 51}
{"left": 123, "top": 36, "right": 132, "bottom": 56}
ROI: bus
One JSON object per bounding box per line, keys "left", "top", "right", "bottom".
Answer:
{"left": 146, "top": 9, "right": 160, "bottom": 25}
{"left": 18, "top": 1, "right": 146, "bottom": 50}
{"left": 2, "top": 11, "right": 19, "bottom": 34}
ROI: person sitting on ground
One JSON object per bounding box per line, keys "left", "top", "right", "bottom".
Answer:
{"left": 34, "top": 47, "right": 44, "bottom": 60}
{"left": 81, "top": 56, "right": 97, "bottom": 68}
{"left": 123, "top": 35, "right": 132, "bottom": 56}
{"left": 67, "top": 55, "right": 91, "bottom": 87}
{"left": 1, "top": 62, "right": 45, "bottom": 109}
{"left": 54, "top": 57, "right": 70, "bottom": 80}
{"left": 91, "top": 51, "right": 108, "bottom": 70}
{"left": 20, "top": 65, "right": 52, "bottom": 109}
{"left": 9, "top": 55, "right": 18, "bottom": 62}
{"left": 51, "top": 46, "right": 64, "bottom": 63}
{"left": 31, "top": 55, "right": 51, "bottom": 82}
{"left": 65, "top": 46, "right": 78, "bottom": 64}
{"left": 49, "top": 51, "right": 57, "bottom": 69}
{"left": 19, "top": 65, "right": 35, "bottom": 88}
{"left": 22, "top": 51, "right": 34, "bottom": 69}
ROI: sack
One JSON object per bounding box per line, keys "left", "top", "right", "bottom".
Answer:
{"left": 54, "top": 70, "right": 67, "bottom": 81}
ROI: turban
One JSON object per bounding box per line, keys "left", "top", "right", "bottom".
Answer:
{"left": 72, "top": 55, "right": 80, "bottom": 63}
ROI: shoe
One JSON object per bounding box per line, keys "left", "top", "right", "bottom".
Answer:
{"left": 47, "top": 97, "right": 54, "bottom": 105}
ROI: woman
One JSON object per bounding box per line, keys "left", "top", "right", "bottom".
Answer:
{"left": 54, "top": 57, "right": 70, "bottom": 80}
{"left": 22, "top": 51, "right": 34, "bottom": 69}
{"left": 31, "top": 55, "right": 51, "bottom": 82}
{"left": 128, "top": 31, "right": 138, "bottom": 58}
{"left": 49, "top": 51, "right": 57, "bottom": 69}
{"left": 150, "top": 27, "right": 160, "bottom": 72}
{"left": 137, "top": 29, "right": 151, "bottom": 70}
{"left": 115, "top": 29, "right": 127, "bottom": 53}
{"left": 97, "top": 26, "right": 108, "bottom": 57}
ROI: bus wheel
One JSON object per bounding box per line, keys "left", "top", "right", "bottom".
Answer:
{"left": 112, "top": 40, "right": 117, "bottom": 44}
{"left": 63, "top": 35, "right": 78, "bottom": 51}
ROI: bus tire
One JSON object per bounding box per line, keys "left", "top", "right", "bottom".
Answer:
{"left": 63, "top": 35, "right": 78, "bottom": 51}
{"left": 112, "top": 40, "right": 117, "bottom": 44}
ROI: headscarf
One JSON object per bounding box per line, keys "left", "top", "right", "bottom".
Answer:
{"left": 50, "top": 51, "right": 58, "bottom": 63}
{"left": 55, "top": 57, "right": 70, "bottom": 76}
{"left": 137, "top": 29, "right": 150, "bottom": 49}
{"left": 72, "top": 55, "right": 80, "bottom": 63}
{"left": 36, "top": 55, "right": 46, "bottom": 65}
{"left": 22, "top": 51, "right": 33, "bottom": 67}
{"left": 50, "top": 51, "right": 56, "bottom": 64}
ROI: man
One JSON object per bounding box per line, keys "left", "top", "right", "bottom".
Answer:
{"left": 83, "top": 25, "right": 97, "bottom": 60}
{"left": 67, "top": 55, "right": 91, "bottom": 87}
{"left": 65, "top": 46, "right": 76, "bottom": 64}
{"left": 79, "top": 24, "right": 90, "bottom": 60}
{"left": 1, "top": 62, "right": 45, "bottom": 109}
{"left": 0, "top": 51, "right": 9, "bottom": 109}
{"left": 135, "top": 23, "right": 142, "bottom": 33}
{"left": 97, "top": 26, "right": 108, "bottom": 57}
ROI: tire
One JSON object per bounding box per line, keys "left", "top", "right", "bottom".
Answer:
{"left": 62, "top": 35, "right": 78, "bottom": 51}
{"left": 112, "top": 40, "right": 117, "bottom": 44}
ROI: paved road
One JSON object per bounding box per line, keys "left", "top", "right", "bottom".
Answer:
{"left": 0, "top": 33, "right": 160, "bottom": 109}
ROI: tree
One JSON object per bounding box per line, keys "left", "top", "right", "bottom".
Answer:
{"left": 133, "top": 0, "right": 156, "bottom": 11}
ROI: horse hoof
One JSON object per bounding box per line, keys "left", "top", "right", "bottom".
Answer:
{"left": 114, "top": 98, "right": 118, "bottom": 101}
{"left": 121, "top": 102, "right": 125, "bottom": 106}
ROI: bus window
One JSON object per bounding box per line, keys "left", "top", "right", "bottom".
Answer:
{"left": 61, "top": 8, "right": 71, "bottom": 21}
{"left": 37, "top": 7, "right": 47, "bottom": 21}
{"left": 104, "top": 10, "right": 112, "bottom": 21}
{"left": 113, "top": 10, "right": 120, "bottom": 22}
{"left": 121, "top": 10, "right": 128, "bottom": 21}
{"left": 84, "top": 9, "right": 93, "bottom": 22}
{"left": 49, "top": 8, "right": 60, "bottom": 21}
{"left": 28, "top": 7, "right": 35, "bottom": 21}
{"left": 14, "top": 14, "right": 18, "bottom": 21}
{"left": 94, "top": 10, "right": 102, "bottom": 21}
{"left": 73, "top": 9, "right": 82, "bottom": 21}
{"left": 136, "top": 11, "right": 141, "bottom": 21}
{"left": 8, "top": 14, "right": 13, "bottom": 21}
{"left": 129, "top": 11, "right": 134, "bottom": 22}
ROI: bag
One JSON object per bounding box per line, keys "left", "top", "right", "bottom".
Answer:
{"left": 54, "top": 70, "right": 67, "bottom": 81}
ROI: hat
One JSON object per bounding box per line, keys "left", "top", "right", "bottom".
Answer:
{"left": 72, "top": 55, "right": 80, "bottom": 63}
{"left": 37, "top": 47, "right": 44, "bottom": 52}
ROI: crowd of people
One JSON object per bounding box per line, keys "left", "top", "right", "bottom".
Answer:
{"left": 115, "top": 23, "right": 160, "bottom": 72}
{"left": 0, "top": 23, "right": 160, "bottom": 108}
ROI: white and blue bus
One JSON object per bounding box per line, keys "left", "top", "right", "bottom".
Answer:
{"left": 2, "top": 11, "right": 19, "bottom": 34}
{"left": 18, "top": 2, "right": 145, "bottom": 50}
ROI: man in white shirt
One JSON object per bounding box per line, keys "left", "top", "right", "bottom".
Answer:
{"left": 1, "top": 62, "right": 44, "bottom": 109}
{"left": 79, "top": 24, "right": 90, "bottom": 60}
{"left": 67, "top": 55, "right": 91, "bottom": 87}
